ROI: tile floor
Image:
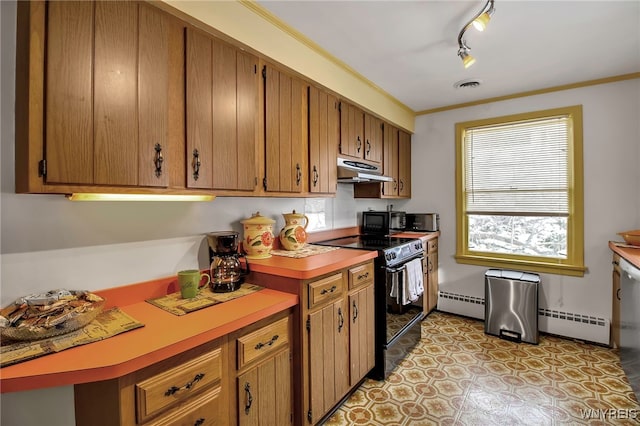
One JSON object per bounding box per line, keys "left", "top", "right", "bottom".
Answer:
{"left": 324, "top": 311, "right": 640, "bottom": 426}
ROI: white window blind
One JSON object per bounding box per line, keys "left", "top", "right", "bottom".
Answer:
{"left": 464, "top": 116, "right": 569, "bottom": 216}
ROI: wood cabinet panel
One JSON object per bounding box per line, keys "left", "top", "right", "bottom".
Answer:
{"left": 308, "top": 298, "right": 349, "bottom": 424}
{"left": 424, "top": 237, "right": 439, "bottom": 314}
{"left": 264, "top": 65, "right": 307, "bottom": 193}
{"left": 383, "top": 123, "right": 399, "bottom": 196}
{"left": 145, "top": 387, "right": 222, "bottom": 426}
{"left": 45, "top": 1, "right": 94, "bottom": 184}
{"left": 364, "top": 114, "right": 383, "bottom": 163}
{"left": 186, "top": 28, "right": 214, "bottom": 189}
{"left": 236, "top": 51, "right": 259, "bottom": 191}
{"left": 93, "top": 1, "right": 138, "bottom": 186}
{"left": 237, "top": 316, "right": 289, "bottom": 369}
{"left": 349, "top": 284, "right": 375, "bottom": 386}
{"left": 135, "top": 348, "right": 222, "bottom": 423}
{"left": 308, "top": 86, "right": 338, "bottom": 194}
{"left": 237, "top": 349, "right": 291, "bottom": 426}
{"left": 308, "top": 272, "right": 343, "bottom": 309}
{"left": 138, "top": 3, "right": 169, "bottom": 187}
{"left": 612, "top": 253, "right": 621, "bottom": 348}
{"left": 398, "top": 130, "right": 411, "bottom": 197}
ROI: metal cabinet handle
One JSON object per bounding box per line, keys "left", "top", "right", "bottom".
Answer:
{"left": 617, "top": 288, "right": 621, "bottom": 301}
{"left": 192, "top": 149, "right": 201, "bottom": 181}
{"left": 399, "top": 180, "right": 404, "bottom": 191}
{"left": 338, "top": 307, "right": 344, "bottom": 332}
{"left": 194, "top": 419, "right": 205, "bottom": 426}
{"left": 164, "top": 373, "right": 205, "bottom": 396}
{"left": 154, "top": 143, "right": 164, "bottom": 178}
{"left": 295, "top": 163, "right": 302, "bottom": 186}
{"left": 255, "top": 334, "right": 279, "bottom": 350}
{"left": 312, "top": 165, "right": 319, "bottom": 187}
{"left": 352, "top": 300, "right": 358, "bottom": 323}
{"left": 320, "top": 285, "right": 337, "bottom": 295}
{"left": 244, "top": 382, "right": 253, "bottom": 414}
{"left": 366, "top": 139, "right": 371, "bottom": 156}
{"left": 357, "top": 272, "right": 369, "bottom": 280}
{"left": 356, "top": 136, "right": 362, "bottom": 153}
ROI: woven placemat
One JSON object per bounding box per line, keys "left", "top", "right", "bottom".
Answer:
{"left": 271, "top": 244, "right": 340, "bottom": 258}
{"left": 146, "top": 283, "right": 263, "bottom": 316}
{"left": 0, "top": 307, "right": 144, "bottom": 368}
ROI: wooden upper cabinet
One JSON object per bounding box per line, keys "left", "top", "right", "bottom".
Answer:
{"left": 382, "top": 123, "right": 399, "bottom": 197}
{"left": 339, "top": 101, "right": 382, "bottom": 164}
{"left": 186, "top": 29, "right": 259, "bottom": 191}
{"left": 398, "top": 129, "right": 412, "bottom": 197}
{"left": 308, "top": 86, "right": 338, "bottom": 194}
{"left": 264, "top": 64, "right": 308, "bottom": 193}
{"left": 45, "top": 1, "right": 169, "bottom": 187}
{"left": 364, "top": 114, "right": 383, "bottom": 164}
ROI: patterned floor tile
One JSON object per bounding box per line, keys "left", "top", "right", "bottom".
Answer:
{"left": 323, "top": 311, "right": 640, "bottom": 426}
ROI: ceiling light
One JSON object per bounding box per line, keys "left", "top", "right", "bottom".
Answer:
{"left": 457, "top": 0, "right": 496, "bottom": 68}
{"left": 458, "top": 45, "right": 476, "bottom": 69}
{"left": 66, "top": 193, "right": 216, "bottom": 202}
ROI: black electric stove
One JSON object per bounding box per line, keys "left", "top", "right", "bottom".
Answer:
{"left": 315, "top": 234, "right": 425, "bottom": 379}
{"left": 314, "top": 235, "right": 423, "bottom": 267}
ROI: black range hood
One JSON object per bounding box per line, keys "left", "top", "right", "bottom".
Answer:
{"left": 337, "top": 157, "right": 393, "bottom": 183}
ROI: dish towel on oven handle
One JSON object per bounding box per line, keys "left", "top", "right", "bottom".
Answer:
{"left": 404, "top": 258, "right": 424, "bottom": 304}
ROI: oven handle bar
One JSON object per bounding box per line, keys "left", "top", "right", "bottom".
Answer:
{"left": 385, "top": 254, "right": 424, "bottom": 271}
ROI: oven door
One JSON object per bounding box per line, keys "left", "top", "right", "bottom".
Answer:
{"left": 384, "top": 257, "right": 424, "bottom": 344}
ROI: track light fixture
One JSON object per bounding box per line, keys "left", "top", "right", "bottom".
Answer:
{"left": 457, "top": 0, "right": 495, "bottom": 68}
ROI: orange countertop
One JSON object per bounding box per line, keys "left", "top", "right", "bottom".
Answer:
{"left": 247, "top": 247, "right": 378, "bottom": 279}
{"left": 393, "top": 231, "right": 440, "bottom": 241}
{"left": 610, "top": 241, "right": 640, "bottom": 269}
{"left": 0, "top": 276, "right": 297, "bottom": 393}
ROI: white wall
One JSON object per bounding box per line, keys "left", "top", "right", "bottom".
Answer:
{"left": 0, "top": 2, "right": 392, "bottom": 423}
{"left": 403, "top": 78, "right": 640, "bottom": 322}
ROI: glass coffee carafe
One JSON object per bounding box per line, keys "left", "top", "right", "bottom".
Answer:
{"left": 206, "top": 231, "right": 249, "bottom": 293}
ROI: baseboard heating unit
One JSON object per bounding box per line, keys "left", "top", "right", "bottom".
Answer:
{"left": 437, "top": 291, "right": 610, "bottom": 345}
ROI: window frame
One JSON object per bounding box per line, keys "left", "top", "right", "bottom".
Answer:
{"left": 455, "top": 105, "right": 586, "bottom": 277}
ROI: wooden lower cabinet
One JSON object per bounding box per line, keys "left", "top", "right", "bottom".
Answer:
{"left": 232, "top": 313, "right": 293, "bottom": 426}
{"left": 75, "top": 338, "right": 229, "bottom": 426}
{"left": 249, "top": 260, "right": 375, "bottom": 425}
{"left": 612, "top": 253, "right": 621, "bottom": 348}
{"left": 74, "top": 310, "right": 292, "bottom": 426}
{"left": 423, "top": 237, "right": 439, "bottom": 314}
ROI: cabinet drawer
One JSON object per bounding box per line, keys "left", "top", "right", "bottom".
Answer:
{"left": 144, "top": 386, "right": 221, "bottom": 426}
{"left": 426, "top": 238, "right": 438, "bottom": 254}
{"left": 348, "top": 262, "right": 374, "bottom": 289}
{"left": 237, "top": 316, "right": 290, "bottom": 370}
{"left": 136, "top": 348, "right": 222, "bottom": 422}
{"left": 308, "top": 273, "right": 343, "bottom": 309}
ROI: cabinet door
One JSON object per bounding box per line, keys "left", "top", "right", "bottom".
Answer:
{"left": 613, "top": 254, "right": 621, "bottom": 348}
{"left": 185, "top": 28, "right": 213, "bottom": 189}
{"left": 186, "top": 31, "right": 259, "bottom": 191}
{"left": 427, "top": 251, "right": 439, "bottom": 312}
{"left": 308, "top": 86, "right": 338, "bottom": 194}
{"left": 308, "top": 298, "right": 349, "bottom": 424}
{"left": 46, "top": 2, "right": 169, "bottom": 187}
{"left": 339, "top": 102, "right": 364, "bottom": 159}
{"left": 238, "top": 350, "right": 291, "bottom": 426}
{"left": 264, "top": 65, "right": 307, "bottom": 193}
{"left": 398, "top": 130, "right": 411, "bottom": 198}
{"left": 45, "top": 1, "right": 94, "bottom": 184}
{"left": 349, "top": 284, "right": 375, "bottom": 386}
{"left": 364, "top": 114, "right": 383, "bottom": 164}
{"left": 382, "top": 123, "right": 399, "bottom": 197}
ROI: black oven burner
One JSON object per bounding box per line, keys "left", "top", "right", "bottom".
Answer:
{"left": 315, "top": 234, "right": 425, "bottom": 379}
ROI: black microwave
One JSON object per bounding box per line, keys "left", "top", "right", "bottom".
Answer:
{"left": 362, "top": 210, "right": 406, "bottom": 235}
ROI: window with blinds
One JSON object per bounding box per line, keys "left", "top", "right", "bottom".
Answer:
{"left": 455, "top": 105, "right": 585, "bottom": 277}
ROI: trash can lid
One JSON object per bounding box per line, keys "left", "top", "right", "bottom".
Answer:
{"left": 485, "top": 269, "right": 540, "bottom": 283}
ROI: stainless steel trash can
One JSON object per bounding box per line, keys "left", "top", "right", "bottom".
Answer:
{"left": 485, "top": 269, "right": 539, "bottom": 344}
